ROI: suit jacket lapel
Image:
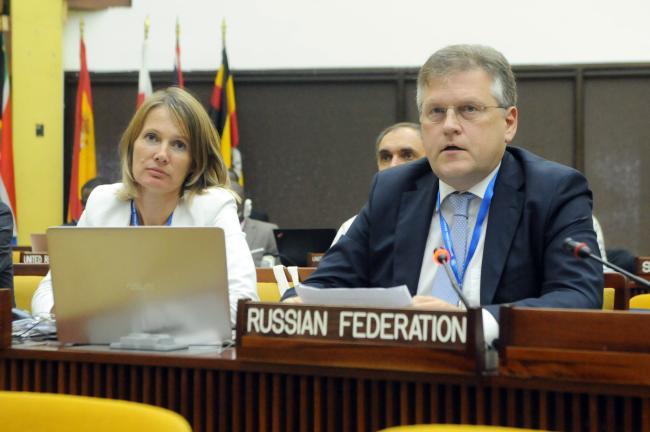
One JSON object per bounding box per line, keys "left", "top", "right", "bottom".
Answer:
{"left": 393, "top": 172, "right": 437, "bottom": 295}
{"left": 480, "top": 151, "right": 524, "bottom": 304}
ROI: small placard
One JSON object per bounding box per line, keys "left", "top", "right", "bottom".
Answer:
{"left": 637, "top": 256, "right": 650, "bottom": 275}
{"left": 20, "top": 252, "right": 49, "bottom": 265}
{"left": 307, "top": 253, "right": 324, "bottom": 267}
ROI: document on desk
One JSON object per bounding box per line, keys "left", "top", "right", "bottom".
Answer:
{"left": 295, "top": 284, "right": 412, "bottom": 308}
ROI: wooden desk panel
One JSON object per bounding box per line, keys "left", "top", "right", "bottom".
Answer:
{"left": 2, "top": 345, "right": 650, "bottom": 432}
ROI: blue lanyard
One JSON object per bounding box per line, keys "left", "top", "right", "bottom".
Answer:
{"left": 437, "top": 170, "right": 498, "bottom": 287}
{"left": 130, "top": 200, "right": 173, "bottom": 226}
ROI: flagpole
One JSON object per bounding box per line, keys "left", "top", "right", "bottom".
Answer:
{"left": 137, "top": 16, "right": 152, "bottom": 107}
{"left": 175, "top": 16, "right": 184, "bottom": 88}
{"left": 144, "top": 15, "right": 150, "bottom": 41}
{"left": 221, "top": 18, "right": 226, "bottom": 49}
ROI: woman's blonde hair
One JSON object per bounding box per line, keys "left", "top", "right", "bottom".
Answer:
{"left": 117, "top": 87, "right": 229, "bottom": 200}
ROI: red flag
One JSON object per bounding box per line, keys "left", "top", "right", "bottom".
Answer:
{"left": 67, "top": 34, "right": 97, "bottom": 222}
{"left": 0, "top": 32, "right": 16, "bottom": 237}
{"left": 137, "top": 19, "right": 152, "bottom": 107}
{"left": 173, "top": 18, "right": 184, "bottom": 88}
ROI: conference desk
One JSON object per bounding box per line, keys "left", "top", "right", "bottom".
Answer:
{"left": 1, "top": 342, "right": 649, "bottom": 432}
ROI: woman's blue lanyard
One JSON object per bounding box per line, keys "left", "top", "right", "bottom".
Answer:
{"left": 130, "top": 200, "right": 173, "bottom": 226}
{"left": 437, "top": 171, "right": 498, "bottom": 287}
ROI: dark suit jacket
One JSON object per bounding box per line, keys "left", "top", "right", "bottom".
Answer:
{"left": 243, "top": 218, "right": 279, "bottom": 266}
{"left": 283, "top": 147, "right": 603, "bottom": 320}
{"left": 0, "top": 201, "right": 13, "bottom": 305}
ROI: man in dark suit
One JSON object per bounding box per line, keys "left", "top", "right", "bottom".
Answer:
{"left": 229, "top": 171, "right": 279, "bottom": 267}
{"left": 0, "top": 201, "right": 13, "bottom": 305}
{"left": 282, "top": 44, "right": 603, "bottom": 342}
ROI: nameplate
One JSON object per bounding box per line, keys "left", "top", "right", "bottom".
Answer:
{"left": 637, "top": 256, "right": 650, "bottom": 274}
{"left": 307, "top": 253, "right": 324, "bottom": 267}
{"left": 236, "top": 301, "right": 487, "bottom": 374}
{"left": 244, "top": 303, "right": 467, "bottom": 349}
{"left": 20, "top": 252, "right": 49, "bottom": 264}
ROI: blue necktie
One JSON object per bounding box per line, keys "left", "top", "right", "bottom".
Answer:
{"left": 431, "top": 192, "right": 474, "bottom": 305}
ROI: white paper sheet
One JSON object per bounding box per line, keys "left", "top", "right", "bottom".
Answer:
{"left": 295, "top": 284, "right": 413, "bottom": 308}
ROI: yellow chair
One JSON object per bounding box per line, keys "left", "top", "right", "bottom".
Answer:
{"left": 629, "top": 293, "right": 650, "bottom": 309}
{"left": 257, "top": 281, "right": 283, "bottom": 302}
{"left": 13, "top": 275, "right": 42, "bottom": 312}
{"left": 12, "top": 246, "right": 32, "bottom": 264}
{"left": 0, "top": 391, "right": 192, "bottom": 432}
{"left": 379, "top": 425, "right": 544, "bottom": 431}
{"left": 255, "top": 267, "right": 317, "bottom": 302}
{"left": 603, "top": 287, "right": 615, "bottom": 310}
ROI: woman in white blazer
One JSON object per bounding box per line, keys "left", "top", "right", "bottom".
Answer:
{"left": 32, "top": 87, "right": 258, "bottom": 324}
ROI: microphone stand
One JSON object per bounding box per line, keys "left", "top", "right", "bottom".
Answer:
{"left": 435, "top": 250, "right": 471, "bottom": 310}
{"left": 587, "top": 251, "right": 650, "bottom": 289}
{"left": 565, "top": 238, "right": 650, "bottom": 289}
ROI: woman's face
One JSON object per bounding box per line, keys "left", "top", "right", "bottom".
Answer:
{"left": 132, "top": 106, "right": 192, "bottom": 197}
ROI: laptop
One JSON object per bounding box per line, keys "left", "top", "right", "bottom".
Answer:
{"left": 273, "top": 228, "right": 336, "bottom": 267}
{"left": 47, "top": 227, "right": 232, "bottom": 347}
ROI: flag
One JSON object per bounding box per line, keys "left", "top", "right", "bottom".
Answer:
{"left": 137, "top": 19, "right": 152, "bottom": 107}
{"left": 67, "top": 33, "right": 97, "bottom": 222}
{"left": 209, "top": 45, "right": 242, "bottom": 183}
{"left": 173, "top": 18, "right": 184, "bottom": 88}
{"left": 0, "top": 31, "right": 16, "bottom": 238}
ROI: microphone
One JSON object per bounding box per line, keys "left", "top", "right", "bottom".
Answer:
{"left": 433, "top": 248, "right": 471, "bottom": 309}
{"left": 563, "top": 237, "right": 650, "bottom": 289}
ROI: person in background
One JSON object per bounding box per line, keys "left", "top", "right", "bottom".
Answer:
{"left": 592, "top": 214, "right": 637, "bottom": 274}
{"left": 283, "top": 44, "right": 603, "bottom": 346}
{"left": 32, "top": 87, "right": 258, "bottom": 321}
{"left": 229, "top": 170, "right": 279, "bottom": 267}
{"left": 80, "top": 177, "right": 110, "bottom": 210}
{"left": 65, "top": 177, "right": 111, "bottom": 226}
{"left": 0, "top": 201, "right": 13, "bottom": 305}
{"left": 332, "top": 122, "right": 425, "bottom": 244}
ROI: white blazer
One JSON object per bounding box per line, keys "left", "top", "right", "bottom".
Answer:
{"left": 32, "top": 183, "right": 258, "bottom": 325}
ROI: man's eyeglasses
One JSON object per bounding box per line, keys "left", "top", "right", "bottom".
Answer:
{"left": 422, "top": 104, "right": 506, "bottom": 124}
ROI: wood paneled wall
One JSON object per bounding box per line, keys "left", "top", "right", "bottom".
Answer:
{"left": 64, "top": 65, "right": 650, "bottom": 254}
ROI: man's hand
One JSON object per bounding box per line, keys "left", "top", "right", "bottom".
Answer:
{"left": 411, "top": 295, "right": 460, "bottom": 311}
{"left": 282, "top": 296, "right": 303, "bottom": 304}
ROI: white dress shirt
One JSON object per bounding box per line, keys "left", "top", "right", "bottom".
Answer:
{"left": 416, "top": 165, "right": 501, "bottom": 346}
{"left": 332, "top": 215, "right": 356, "bottom": 246}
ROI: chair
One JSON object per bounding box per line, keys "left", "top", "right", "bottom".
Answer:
{"left": 602, "top": 287, "right": 615, "bottom": 310}
{"left": 629, "top": 293, "right": 650, "bottom": 309}
{"left": 13, "top": 275, "right": 42, "bottom": 311}
{"left": 603, "top": 272, "right": 630, "bottom": 310}
{"left": 379, "top": 425, "right": 544, "bottom": 431}
{"left": 0, "top": 391, "right": 192, "bottom": 432}
{"left": 255, "top": 267, "right": 316, "bottom": 302}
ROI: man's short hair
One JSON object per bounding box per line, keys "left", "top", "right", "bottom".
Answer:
{"left": 375, "top": 122, "right": 421, "bottom": 151}
{"left": 416, "top": 44, "right": 517, "bottom": 113}
{"left": 81, "top": 177, "right": 109, "bottom": 208}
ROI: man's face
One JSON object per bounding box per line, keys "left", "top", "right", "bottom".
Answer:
{"left": 376, "top": 127, "right": 425, "bottom": 171}
{"left": 419, "top": 69, "right": 517, "bottom": 190}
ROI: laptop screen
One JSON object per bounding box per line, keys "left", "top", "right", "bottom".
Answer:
{"left": 48, "top": 226, "right": 232, "bottom": 347}
{"left": 273, "top": 228, "right": 336, "bottom": 267}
